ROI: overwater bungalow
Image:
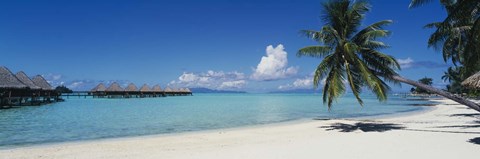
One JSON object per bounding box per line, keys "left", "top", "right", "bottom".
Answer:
{"left": 32, "top": 75, "right": 60, "bottom": 102}
{"left": 105, "top": 82, "right": 124, "bottom": 98}
{"left": 178, "top": 88, "right": 193, "bottom": 96}
{"left": 15, "top": 71, "right": 42, "bottom": 90}
{"left": 124, "top": 83, "right": 138, "bottom": 98}
{"left": 139, "top": 84, "right": 152, "bottom": 92}
{"left": 89, "top": 83, "right": 191, "bottom": 98}
{"left": 152, "top": 84, "right": 165, "bottom": 97}
{"left": 0, "top": 66, "right": 28, "bottom": 107}
{"left": 1, "top": 66, "right": 62, "bottom": 108}
{"left": 15, "top": 71, "right": 42, "bottom": 104}
{"left": 164, "top": 87, "right": 174, "bottom": 96}
{"left": 91, "top": 83, "right": 107, "bottom": 98}
{"left": 139, "top": 84, "right": 153, "bottom": 98}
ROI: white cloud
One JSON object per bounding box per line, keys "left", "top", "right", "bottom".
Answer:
{"left": 397, "top": 57, "right": 414, "bottom": 69}
{"left": 219, "top": 80, "right": 247, "bottom": 89}
{"left": 251, "top": 44, "right": 298, "bottom": 81}
{"left": 169, "top": 70, "right": 246, "bottom": 90}
{"left": 42, "top": 73, "right": 65, "bottom": 86}
{"left": 278, "top": 76, "right": 314, "bottom": 90}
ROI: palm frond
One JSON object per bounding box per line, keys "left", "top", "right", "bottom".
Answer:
{"left": 409, "top": 0, "right": 435, "bottom": 9}
{"left": 322, "top": 63, "right": 346, "bottom": 109}
{"left": 313, "top": 54, "right": 336, "bottom": 88}
{"left": 297, "top": 46, "right": 332, "bottom": 58}
{"left": 300, "top": 0, "right": 397, "bottom": 108}
{"left": 352, "top": 20, "right": 393, "bottom": 43}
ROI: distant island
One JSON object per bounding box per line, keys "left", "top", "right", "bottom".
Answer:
{"left": 190, "top": 88, "right": 247, "bottom": 93}
{"left": 269, "top": 89, "right": 320, "bottom": 94}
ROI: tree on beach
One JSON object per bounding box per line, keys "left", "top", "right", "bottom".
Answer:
{"left": 409, "top": 0, "right": 480, "bottom": 76}
{"left": 298, "top": 0, "right": 480, "bottom": 112}
{"left": 415, "top": 77, "right": 433, "bottom": 94}
{"left": 441, "top": 66, "right": 466, "bottom": 94}
{"left": 410, "top": 0, "right": 480, "bottom": 96}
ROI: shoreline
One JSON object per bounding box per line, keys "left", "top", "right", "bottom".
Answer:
{"left": 0, "top": 98, "right": 435, "bottom": 150}
{"left": 1, "top": 98, "right": 478, "bottom": 159}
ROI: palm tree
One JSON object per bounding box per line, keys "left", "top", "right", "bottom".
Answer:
{"left": 409, "top": 0, "right": 480, "bottom": 76}
{"left": 442, "top": 67, "right": 455, "bottom": 82}
{"left": 416, "top": 77, "right": 433, "bottom": 94}
{"left": 299, "top": 0, "right": 480, "bottom": 112}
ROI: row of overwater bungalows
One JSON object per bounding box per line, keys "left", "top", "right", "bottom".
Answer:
{"left": 90, "top": 82, "right": 192, "bottom": 98}
{"left": 0, "top": 66, "right": 60, "bottom": 108}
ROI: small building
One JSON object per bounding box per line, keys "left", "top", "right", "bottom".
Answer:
{"left": 105, "top": 82, "right": 124, "bottom": 98}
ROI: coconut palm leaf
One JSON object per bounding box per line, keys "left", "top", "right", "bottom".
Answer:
{"left": 299, "top": 0, "right": 398, "bottom": 108}
{"left": 410, "top": 0, "right": 480, "bottom": 75}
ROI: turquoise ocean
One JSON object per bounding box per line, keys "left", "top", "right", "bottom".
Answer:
{"left": 0, "top": 93, "right": 436, "bottom": 148}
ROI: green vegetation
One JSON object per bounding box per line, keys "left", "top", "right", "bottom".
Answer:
{"left": 415, "top": 77, "right": 433, "bottom": 94}
{"left": 55, "top": 85, "right": 73, "bottom": 93}
{"left": 410, "top": 0, "right": 480, "bottom": 97}
{"left": 297, "top": 0, "right": 399, "bottom": 108}
{"left": 299, "top": 0, "right": 480, "bottom": 112}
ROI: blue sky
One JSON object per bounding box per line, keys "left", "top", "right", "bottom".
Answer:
{"left": 0, "top": 0, "right": 451, "bottom": 92}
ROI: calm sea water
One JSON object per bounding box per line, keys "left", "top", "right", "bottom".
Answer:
{"left": 0, "top": 93, "right": 435, "bottom": 148}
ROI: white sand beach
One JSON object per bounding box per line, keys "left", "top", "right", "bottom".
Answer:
{"left": 1, "top": 99, "right": 479, "bottom": 159}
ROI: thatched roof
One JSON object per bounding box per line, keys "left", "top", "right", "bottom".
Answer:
{"left": 152, "top": 85, "right": 162, "bottom": 92}
{"left": 180, "top": 88, "right": 190, "bottom": 92}
{"left": 172, "top": 88, "right": 179, "bottom": 92}
{"left": 184, "top": 88, "right": 191, "bottom": 93}
{"left": 164, "top": 87, "right": 173, "bottom": 92}
{"left": 462, "top": 71, "right": 480, "bottom": 89}
{"left": 125, "top": 83, "right": 138, "bottom": 91}
{"left": 15, "top": 71, "right": 42, "bottom": 90}
{"left": 177, "top": 88, "right": 184, "bottom": 92}
{"left": 32, "top": 75, "right": 53, "bottom": 90}
{"left": 0, "top": 66, "right": 28, "bottom": 89}
{"left": 139, "top": 84, "right": 152, "bottom": 92}
{"left": 91, "top": 83, "right": 107, "bottom": 92}
{"left": 106, "top": 82, "right": 124, "bottom": 92}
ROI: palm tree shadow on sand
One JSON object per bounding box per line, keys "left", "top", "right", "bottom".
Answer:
{"left": 468, "top": 137, "right": 480, "bottom": 145}
{"left": 320, "top": 122, "right": 405, "bottom": 132}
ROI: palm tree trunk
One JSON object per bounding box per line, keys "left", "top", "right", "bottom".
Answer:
{"left": 392, "top": 75, "right": 480, "bottom": 112}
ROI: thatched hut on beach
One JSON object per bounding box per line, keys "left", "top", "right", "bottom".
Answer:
{"left": 15, "top": 71, "right": 41, "bottom": 90}
{"left": 462, "top": 71, "right": 480, "bottom": 89}
{"left": 32, "top": 75, "right": 53, "bottom": 90}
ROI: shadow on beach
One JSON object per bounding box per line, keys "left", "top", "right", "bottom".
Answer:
{"left": 320, "top": 122, "right": 405, "bottom": 132}
{"left": 468, "top": 137, "right": 480, "bottom": 145}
